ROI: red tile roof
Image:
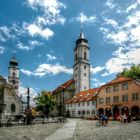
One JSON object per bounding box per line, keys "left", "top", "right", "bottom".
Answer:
{"left": 66, "top": 87, "right": 100, "bottom": 104}
{"left": 103, "top": 76, "right": 133, "bottom": 87}
{"left": 52, "top": 79, "right": 74, "bottom": 94}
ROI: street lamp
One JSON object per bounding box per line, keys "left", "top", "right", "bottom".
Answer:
{"left": 27, "top": 87, "right": 30, "bottom": 110}
{"left": 60, "top": 86, "right": 65, "bottom": 117}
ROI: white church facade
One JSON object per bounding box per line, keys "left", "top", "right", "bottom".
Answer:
{"left": 0, "top": 57, "right": 22, "bottom": 119}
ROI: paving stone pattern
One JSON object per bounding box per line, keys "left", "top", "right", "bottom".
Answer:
{"left": 0, "top": 119, "right": 140, "bottom": 140}
{"left": 68, "top": 119, "right": 140, "bottom": 140}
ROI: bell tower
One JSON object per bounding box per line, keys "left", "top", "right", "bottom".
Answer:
{"left": 73, "top": 31, "right": 90, "bottom": 94}
{"left": 8, "top": 57, "right": 19, "bottom": 95}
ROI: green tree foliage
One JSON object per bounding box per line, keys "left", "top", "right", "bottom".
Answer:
{"left": 34, "top": 91, "right": 56, "bottom": 116}
{"left": 119, "top": 65, "right": 140, "bottom": 79}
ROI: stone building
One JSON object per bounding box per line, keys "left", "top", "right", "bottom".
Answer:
{"left": 52, "top": 79, "right": 74, "bottom": 116}
{"left": 52, "top": 31, "right": 91, "bottom": 116}
{"left": 97, "top": 76, "right": 140, "bottom": 119}
{"left": 0, "top": 75, "right": 22, "bottom": 118}
{"left": 66, "top": 88, "right": 99, "bottom": 117}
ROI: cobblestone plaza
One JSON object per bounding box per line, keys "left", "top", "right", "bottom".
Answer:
{"left": 0, "top": 119, "right": 140, "bottom": 140}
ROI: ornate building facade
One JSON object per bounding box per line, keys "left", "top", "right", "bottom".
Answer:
{"left": 97, "top": 76, "right": 140, "bottom": 119}
{"left": 0, "top": 57, "right": 22, "bottom": 119}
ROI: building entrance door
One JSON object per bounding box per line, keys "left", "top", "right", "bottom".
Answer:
{"left": 131, "top": 106, "right": 139, "bottom": 119}
{"left": 121, "top": 107, "right": 129, "bottom": 116}
{"left": 113, "top": 106, "right": 119, "bottom": 120}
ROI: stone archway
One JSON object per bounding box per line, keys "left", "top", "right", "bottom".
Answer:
{"left": 105, "top": 108, "right": 112, "bottom": 117}
{"left": 121, "top": 106, "right": 129, "bottom": 116}
{"left": 131, "top": 106, "right": 139, "bottom": 118}
{"left": 113, "top": 106, "right": 120, "bottom": 120}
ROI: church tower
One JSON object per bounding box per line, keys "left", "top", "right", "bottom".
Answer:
{"left": 73, "top": 31, "right": 90, "bottom": 94}
{"left": 8, "top": 57, "right": 19, "bottom": 95}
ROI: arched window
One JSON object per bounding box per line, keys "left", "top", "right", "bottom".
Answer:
{"left": 84, "top": 52, "right": 86, "bottom": 59}
{"left": 75, "top": 53, "right": 78, "bottom": 60}
{"left": 11, "top": 104, "right": 16, "bottom": 112}
{"left": 12, "top": 72, "right": 16, "bottom": 77}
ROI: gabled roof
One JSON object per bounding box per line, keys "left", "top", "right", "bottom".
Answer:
{"left": 52, "top": 79, "right": 74, "bottom": 94}
{"left": 103, "top": 76, "right": 133, "bottom": 87}
{"left": 66, "top": 87, "right": 100, "bottom": 104}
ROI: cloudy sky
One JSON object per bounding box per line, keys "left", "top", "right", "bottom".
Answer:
{"left": 0, "top": 0, "right": 140, "bottom": 95}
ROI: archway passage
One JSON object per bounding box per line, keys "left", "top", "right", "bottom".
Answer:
{"left": 131, "top": 106, "right": 139, "bottom": 118}
{"left": 98, "top": 108, "right": 104, "bottom": 115}
{"left": 113, "top": 106, "right": 120, "bottom": 120}
{"left": 105, "top": 108, "right": 112, "bottom": 117}
{"left": 121, "top": 107, "right": 129, "bottom": 116}
{"left": 0, "top": 108, "right": 2, "bottom": 114}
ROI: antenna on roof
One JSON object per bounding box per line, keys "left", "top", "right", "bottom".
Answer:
{"left": 80, "top": 21, "right": 83, "bottom": 33}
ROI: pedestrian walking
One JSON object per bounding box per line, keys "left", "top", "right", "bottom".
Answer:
{"left": 122, "top": 113, "right": 127, "bottom": 123}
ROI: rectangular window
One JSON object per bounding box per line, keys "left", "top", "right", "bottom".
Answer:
{"left": 84, "top": 73, "right": 86, "bottom": 76}
{"left": 106, "top": 87, "right": 111, "bottom": 93}
{"left": 78, "top": 110, "right": 81, "bottom": 115}
{"left": 82, "top": 110, "right": 85, "bottom": 115}
{"left": 87, "top": 110, "right": 90, "bottom": 115}
{"left": 122, "top": 94, "right": 128, "bottom": 102}
{"left": 78, "top": 102, "right": 80, "bottom": 106}
{"left": 132, "top": 93, "right": 139, "bottom": 101}
{"left": 122, "top": 83, "right": 128, "bottom": 90}
{"left": 92, "top": 101, "right": 95, "bottom": 105}
{"left": 99, "top": 98, "right": 103, "bottom": 104}
{"left": 87, "top": 101, "right": 90, "bottom": 106}
{"left": 113, "top": 96, "right": 119, "bottom": 103}
{"left": 84, "top": 66, "right": 86, "bottom": 69}
{"left": 92, "top": 110, "right": 95, "bottom": 115}
{"left": 113, "top": 85, "right": 119, "bottom": 92}
{"left": 82, "top": 102, "right": 85, "bottom": 106}
{"left": 106, "top": 97, "right": 110, "bottom": 103}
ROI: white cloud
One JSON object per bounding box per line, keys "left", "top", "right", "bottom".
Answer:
{"left": 46, "top": 54, "right": 57, "bottom": 61}
{"left": 102, "top": 47, "right": 140, "bottom": 76}
{"left": 106, "top": 31, "right": 128, "bottom": 45}
{"left": 126, "top": 0, "right": 140, "bottom": 13}
{"left": 104, "top": 18, "right": 118, "bottom": 28}
{"left": 26, "top": 0, "right": 66, "bottom": 25}
{"left": 91, "top": 78, "right": 105, "bottom": 87}
{"left": 27, "top": 24, "right": 54, "bottom": 39}
{"left": 17, "top": 42, "right": 32, "bottom": 51}
{"left": 90, "top": 66, "right": 105, "bottom": 74}
{"left": 0, "top": 46, "right": 5, "bottom": 54}
{"left": 21, "top": 69, "right": 34, "bottom": 76}
{"left": 75, "top": 12, "right": 97, "bottom": 24}
{"left": 26, "top": 0, "right": 66, "bottom": 15}
{"left": 105, "top": 0, "right": 116, "bottom": 9}
{"left": 0, "top": 26, "right": 15, "bottom": 42}
{"left": 29, "top": 40, "right": 43, "bottom": 46}
{"left": 100, "top": 0, "right": 140, "bottom": 77}
{"left": 21, "top": 63, "right": 73, "bottom": 77}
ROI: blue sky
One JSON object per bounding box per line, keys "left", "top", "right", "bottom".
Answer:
{"left": 0, "top": 0, "right": 140, "bottom": 96}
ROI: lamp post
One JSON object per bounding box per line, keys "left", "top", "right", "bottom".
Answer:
{"left": 27, "top": 87, "right": 30, "bottom": 110}
{"left": 60, "top": 86, "right": 65, "bottom": 117}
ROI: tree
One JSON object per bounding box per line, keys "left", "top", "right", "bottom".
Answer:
{"left": 119, "top": 65, "right": 140, "bottom": 79}
{"left": 34, "top": 91, "right": 56, "bottom": 117}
